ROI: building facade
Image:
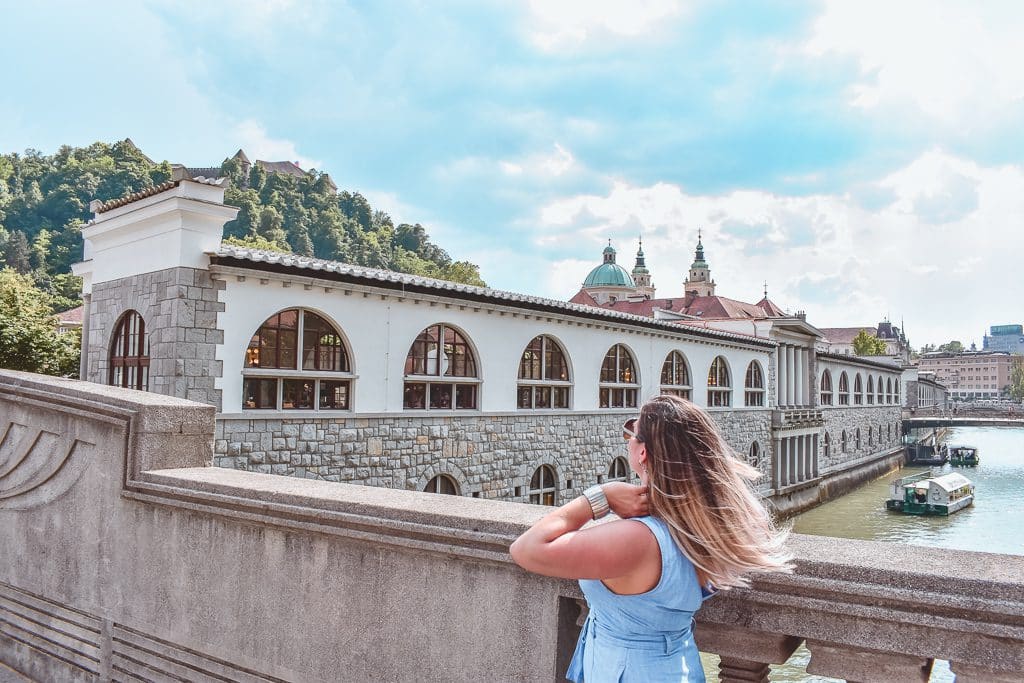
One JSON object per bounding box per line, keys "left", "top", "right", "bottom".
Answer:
{"left": 983, "top": 324, "right": 1024, "bottom": 354}
{"left": 917, "top": 350, "right": 1014, "bottom": 400}
{"left": 73, "top": 177, "right": 903, "bottom": 515}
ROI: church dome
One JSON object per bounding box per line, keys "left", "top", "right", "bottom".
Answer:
{"left": 584, "top": 262, "right": 635, "bottom": 287}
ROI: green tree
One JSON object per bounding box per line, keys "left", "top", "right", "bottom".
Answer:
{"left": 222, "top": 234, "right": 293, "bottom": 255}
{"left": 852, "top": 329, "right": 888, "bottom": 355}
{"left": 0, "top": 268, "right": 80, "bottom": 376}
{"left": 3, "top": 230, "right": 32, "bottom": 272}
{"left": 938, "top": 341, "right": 964, "bottom": 353}
{"left": 1009, "top": 356, "right": 1024, "bottom": 402}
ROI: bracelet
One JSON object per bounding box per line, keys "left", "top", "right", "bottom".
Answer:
{"left": 583, "top": 485, "right": 610, "bottom": 520}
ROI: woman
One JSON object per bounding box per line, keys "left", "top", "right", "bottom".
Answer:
{"left": 510, "top": 395, "right": 790, "bottom": 682}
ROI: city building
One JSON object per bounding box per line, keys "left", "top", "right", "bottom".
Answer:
{"left": 901, "top": 367, "right": 949, "bottom": 411}
{"left": 71, "top": 176, "right": 902, "bottom": 516}
{"left": 983, "top": 324, "right": 1024, "bottom": 354}
{"left": 917, "top": 350, "right": 1014, "bottom": 400}
{"left": 817, "top": 321, "right": 912, "bottom": 364}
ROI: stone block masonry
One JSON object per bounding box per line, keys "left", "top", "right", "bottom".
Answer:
{"left": 214, "top": 409, "right": 773, "bottom": 501}
{"left": 820, "top": 405, "right": 903, "bottom": 473}
{"left": 87, "top": 266, "right": 225, "bottom": 409}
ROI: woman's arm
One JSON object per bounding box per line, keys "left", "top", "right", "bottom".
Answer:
{"left": 509, "top": 483, "right": 656, "bottom": 580}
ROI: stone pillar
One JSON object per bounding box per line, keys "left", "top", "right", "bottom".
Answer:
{"left": 811, "top": 433, "right": 819, "bottom": 478}
{"left": 795, "top": 435, "right": 804, "bottom": 482}
{"left": 778, "top": 345, "right": 788, "bottom": 407}
{"left": 795, "top": 347, "right": 804, "bottom": 406}
{"left": 694, "top": 624, "right": 800, "bottom": 683}
{"left": 78, "top": 293, "right": 91, "bottom": 380}
{"left": 772, "top": 437, "right": 783, "bottom": 490}
{"left": 779, "top": 438, "right": 788, "bottom": 487}
{"left": 787, "top": 346, "right": 796, "bottom": 407}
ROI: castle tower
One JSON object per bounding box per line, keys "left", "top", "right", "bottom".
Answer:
{"left": 631, "top": 239, "right": 655, "bottom": 298}
{"left": 683, "top": 230, "right": 716, "bottom": 297}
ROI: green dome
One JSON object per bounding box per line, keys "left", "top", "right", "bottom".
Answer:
{"left": 584, "top": 262, "right": 636, "bottom": 287}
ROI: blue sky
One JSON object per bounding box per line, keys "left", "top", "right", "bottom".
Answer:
{"left": 2, "top": 0, "right": 1022, "bottom": 347}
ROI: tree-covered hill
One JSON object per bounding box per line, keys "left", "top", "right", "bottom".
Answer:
{"left": 0, "top": 140, "right": 485, "bottom": 313}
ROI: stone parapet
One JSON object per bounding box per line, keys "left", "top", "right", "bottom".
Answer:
{"left": 3, "top": 370, "right": 1021, "bottom": 682}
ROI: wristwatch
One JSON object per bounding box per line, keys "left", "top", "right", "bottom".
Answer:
{"left": 583, "top": 485, "right": 610, "bottom": 519}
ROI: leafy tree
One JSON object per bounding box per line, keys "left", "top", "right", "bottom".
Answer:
{"left": 852, "top": 329, "right": 888, "bottom": 355}
{"left": 919, "top": 343, "right": 937, "bottom": 354}
{"left": 222, "top": 234, "right": 293, "bottom": 255}
{"left": 3, "top": 230, "right": 31, "bottom": 273}
{"left": 1009, "top": 356, "right": 1024, "bottom": 402}
{"left": 0, "top": 268, "right": 80, "bottom": 376}
{"left": 938, "top": 341, "right": 964, "bottom": 353}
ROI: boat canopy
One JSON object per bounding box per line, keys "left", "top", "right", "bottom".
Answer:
{"left": 927, "top": 473, "right": 973, "bottom": 493}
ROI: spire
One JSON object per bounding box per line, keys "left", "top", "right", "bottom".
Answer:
{"left": 693, "top": 229, "right": 706, "bottom": 265}
{"left": 634, "top": 237, "right": 647, "bottom": 269}
{"left": 763, "top": 281, "right": 768, "bottom": 298}
{"left": 602, "top": 239, "right": 616, "bottom": 264}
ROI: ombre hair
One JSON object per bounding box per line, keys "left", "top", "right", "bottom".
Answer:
{"left": 637, "top": 394, "right": 791, "bottom": 589}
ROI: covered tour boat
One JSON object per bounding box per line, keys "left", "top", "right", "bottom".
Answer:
{"left": 946, "top": 445, "right": 980, "bottom": 467}
{"left": 885, "top": 472, "right": 975, "bottom": 516}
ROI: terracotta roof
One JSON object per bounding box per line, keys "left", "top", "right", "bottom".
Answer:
{"left": 756, "top": 296, "right": 787, "bottom": 317}
{"left": 57, "top": 305, "right": 84, "bottom": 324}
{"left": 93, "top": 175, "right": 226, "bottom": 214}
{"left": 212, "top": 246, "right": 776, "bottom": 349}
{"left": 568, "top": 289, "right": 599, "bottom": 306}
{"left": 257, "top": 160, "right": 306, "bottom": 177}
{"left": 818, "top": 327, "right": 877, "bottom": 344}
{"left": 585, "top": 293, "right": 774, "bottom": 320}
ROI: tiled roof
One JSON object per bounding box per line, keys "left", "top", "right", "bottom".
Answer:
{"left": 256, "top": 160, "right": 306, "bottom": 177}
{"left": 816, "top": 350, "right": 902, "bottom": 371}
{"left": 57, "top": 305, "right": 84, "bottom": 324}
{"left": 582, "top": 293, "right": 775, "bottom": 320}
{"left": 212, "top": 246, "right": 776, "bottom": 349}
{"left": 93, "top": 176, "right": 226, "bottom": 214}
{"left": 818, "top": 327, "right": 876, "bottom": 344}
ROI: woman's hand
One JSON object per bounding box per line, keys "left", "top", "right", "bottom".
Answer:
{"left": 603, "top": 482, "right": 649, "bottom": 519}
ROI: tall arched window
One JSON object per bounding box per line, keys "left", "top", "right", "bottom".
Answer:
{"left": 866, "top": 376, "right": 875, "bottom": 405}
{"left": 838, "top": 372, "right": 849, "bottom": 405}
{"left": 744, "top": 361, "right": 765, "bottom": 407}
{"left": 707, "top": 356, "right": 732, "bottom": 407}
{"left": 607, "top": 457, "right": 630, "bottom": 483}
{"left": 748, "top": 442, "right": 761, "bottom": 467}
{"left": 243, "top": 309, "right": 352, "bottom": 410}
{"left": 660, "top": 351, "right": 691, "bottom": 399}
{"left": 109, "top": 310, "right": 150, "bottom": 390}
{"left": 423, "top": 474, "right": 459, "bottom": 495}
{"left": 823, "top": 432, "right": 831, "bottom": 458}
{"left": 517, "top": 335, "right": 571, "bottom": 409}
{"left": 599, "top": 345, "right": 639, "bottom": 408}
{"left": 820, "top": 370, "right": 833, "bottom": 405}
{"left": 403, "top": 323, "right": 479, "bottom": 410}
{"left": 855, "top": 428, "right": 862, "bottom": 450}
{"left": 886, "top": 377, "right": 893, "bottom": 404}
{"left": 876, "top": 375, "right": 883, "bottom": 404}
{"left": 529, "top": 465, "right": 557, "bottom": 505}
{"left": 854, "top": 375, "right": 863, "bottom": 405}
{"left": 841, "top": 430, "right": 848, "bottom": 453}
{"left": 895, "top": 380, "right": 901, "bottom": 404}
{"left": 868, "top": 426, "right": 874, "bottom": 447}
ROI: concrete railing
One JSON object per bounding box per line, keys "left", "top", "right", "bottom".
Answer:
{"left": 772, "top": 408, "right": 825, "bottom": 429}
{"left": 1, "top": 370, "right": 1022, "bottom": 682}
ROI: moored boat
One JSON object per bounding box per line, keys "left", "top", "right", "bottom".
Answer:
{"left": 946, "top": 445, "right": 980, "bottom": 467}
{"left": 906, "top": 443, "right": 947, "bottom": 465}
{"left": 885, "top": 472, "right": 975, "bottom": 516}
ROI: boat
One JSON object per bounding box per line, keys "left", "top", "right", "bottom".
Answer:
{"left": 906, "top": 443, "right": 947, "bottom": 466}
{"left": 885, "top": 472, "right": 975, "bottom": 516}
{"left": 946, "top": 445, "right": 980, "bottom": 467}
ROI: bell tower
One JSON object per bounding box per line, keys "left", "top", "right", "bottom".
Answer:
{"left": 683, "top": 229, "right": 716, "bottom": 297}
{"left": 631, "top": 239, "right": 655, "bottom": 298}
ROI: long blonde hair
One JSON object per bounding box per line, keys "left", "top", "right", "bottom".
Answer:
{"left": 638, "top": 395, "right": 791, "bottom": 589}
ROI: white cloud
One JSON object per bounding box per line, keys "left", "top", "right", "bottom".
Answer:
{"left": 437, "top": 143, "right": 580, "bottom": 184}
{"left": 525, "top": 150, "right": 1024, "bottom": 346}
{"left": 805, "top": 1, "right": 1024, "bottom": 125}
{"left": 232, "top": 120, "right": 323, "bottom": 170}
{"left": 524, "top": 0, "right": 686, "bottom": 52}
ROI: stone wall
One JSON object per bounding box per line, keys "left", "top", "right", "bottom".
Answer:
{"left": 820, "top": 405, "right": 903, "bottom": 473}
{"left": 87, "top": 266, "right": 225, "bottom": 408}
{"left": 213, "top": 409, "right": 774, "bottom": 500}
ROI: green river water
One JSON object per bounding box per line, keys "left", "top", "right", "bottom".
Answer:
{"left": 702, "top": 425, "right": 1024, "bottom": 682}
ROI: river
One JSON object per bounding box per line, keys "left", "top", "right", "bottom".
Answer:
{"left": 702, "top": 425, "right": 1024, "bottom": 682}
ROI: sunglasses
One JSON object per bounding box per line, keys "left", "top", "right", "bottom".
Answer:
{"left": 623, "top": 417, "right": 642, "bottom": 442}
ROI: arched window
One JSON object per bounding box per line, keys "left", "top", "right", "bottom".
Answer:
{"left": 866, "top": 376, "right": 875, "bottom": 405}
{"left": 607, "top": 457, "right": 630, "bottom": 483}
{"left": 868, "top": 426, "right": 874, "bottom": 447}
{"left": 854, "top": 375, "right": 863, "bottom": 405}
{"left": 748, "top": 441, "right": 761, "bottom": 467}
{"left": 403, "top": 323, "right": 479, "bottom": 410}
{"left": 876, "top": 375, "right": 883, "bottom": 404}
{"left": 517, "top": 335, "right": 571, "bottom": 409}
{"left": 660, "top": 351, "right": 691, "bottom": 399}
{"left": 744, "top": 361, "right": 765, "bottom": 407}
{"left": 886, "top": 378, "right": 893, "bottom": 404}
{"left": 109, "top": 310, "right": 150, "bottom": 390}
{"left": 855, "top": 428, "right": 861, "bottom": 450}
{"left": 895, "top": 379, "right": 900, "bottom": 404}
{"left": 707, "top": 356, "right": 732, "bottom": 407}
{"left": 838, "top": 372, "right": 850, "bottom": 405}
{"left": 841, "top": 430, "right": 848, "bottom": 453}
{"left": 599, "top": 345, "right": 638, "bottom": 408}
{"left": 887, "top": 423, "right": 892, "bottom": 442}
{"left": 823, "top": 432, "right": 831, "bottom": 458}
{"left": 423, "top": 474, "right": 459, "bottom": 495}
{"left": 529, "top": 465, "right": 557, "bottom": 506}
{"left": 242, "top": 309, "right": 352, "bottom": 410}
{"left": 820, "top": 370, "right": 833, "bottom": 405}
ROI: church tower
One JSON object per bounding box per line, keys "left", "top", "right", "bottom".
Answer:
{"left": 683, "top": 230, "right": 716, "bottom": 297}
{"left": 631, "top": 239, "right": 655, "bottom": 298}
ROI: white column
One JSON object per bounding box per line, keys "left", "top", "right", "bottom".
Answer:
{"left": 778, "top": 345, "right": 788, "bottom": 406}
{"left": 773, "top": 438, "right": 783, "bottom": 489}
{"left": 786, "top": 345, "right": 796, "bottom": 408}
{"left": 795, "top": 436, "right": 804, "bottom": 482}
{"left": 811, "top": 434, "right": 819, "bottom": 478}
{"left": 796, "top": 348, "right": 806, "bottom": 406}
{"left": 780, "top": 438, "right": 789, "bottom": 486}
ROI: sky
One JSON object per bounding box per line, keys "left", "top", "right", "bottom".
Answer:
{"left": 2, "top": 0, "right": 1022, "bottom": 348}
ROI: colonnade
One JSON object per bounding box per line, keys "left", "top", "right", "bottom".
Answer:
{"left": 775, "top": 432, "right": 818, "bottom": 489}
{"left": 776, "top": 343, "right": 810, "bottom": 407}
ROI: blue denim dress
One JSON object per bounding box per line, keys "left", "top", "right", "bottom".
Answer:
{"left": 566, "top": 516, "right": 709, "bottom": 682}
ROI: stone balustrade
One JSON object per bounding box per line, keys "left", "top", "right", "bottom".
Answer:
{"left": 773, "top": 407, "right": 825, "bottom": 429}
{"left": 1, "top": 370, "right": 1022, "bottom": 682}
